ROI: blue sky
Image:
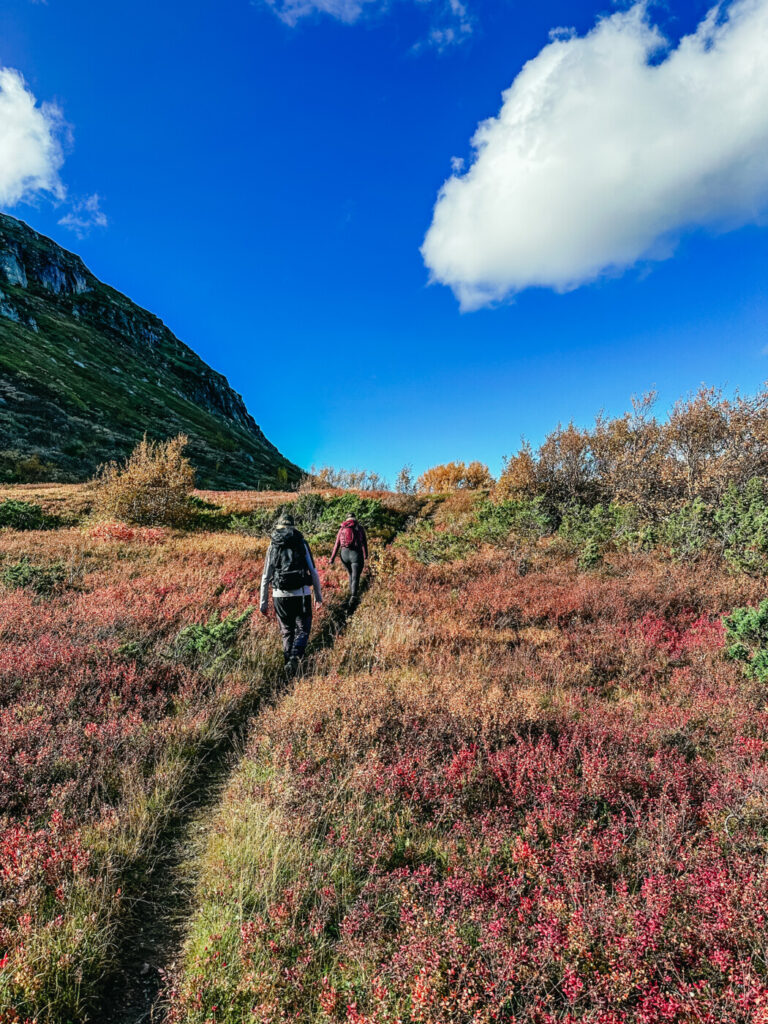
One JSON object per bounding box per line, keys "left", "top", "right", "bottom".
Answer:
{"left": 1, "top": 0, "right": 767, "bottom": 481}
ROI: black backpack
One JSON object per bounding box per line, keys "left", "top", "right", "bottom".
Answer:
{"left": 271, "top": 526, "right": 311, "bottom": 590}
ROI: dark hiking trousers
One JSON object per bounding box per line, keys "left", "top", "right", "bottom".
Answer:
{"left": 273, "top": 594, "right": 313, "bottom": 662}
{"left": 340, "top": 547, "right": 364, "bottom": 600}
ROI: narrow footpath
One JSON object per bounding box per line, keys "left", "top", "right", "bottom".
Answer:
{"left": 94, "top": 587, "right": 366, "bottom": 1024}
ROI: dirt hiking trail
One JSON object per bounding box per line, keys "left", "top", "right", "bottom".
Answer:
{"left": 94, "top": 588, "right": 366, "bottom": 1024}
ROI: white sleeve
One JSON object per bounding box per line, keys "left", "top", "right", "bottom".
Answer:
{"left": 260, "top": 545, "right": 274, "bottom": 607}
{"left": 304, "top": 542, "right": 323, "bottom": 602}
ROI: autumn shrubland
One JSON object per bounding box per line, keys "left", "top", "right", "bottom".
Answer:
{"left": 6, "top": 387, "right": 768, "bottom": 1022}
{"left": 167, "top": 494, "right": 768, "bottom": 1022}
{"left": 0, "top": 523, "right": 318, "bottom": 1021}
{"left": 0, "top": 459, "right": 367, "bottom": 1021}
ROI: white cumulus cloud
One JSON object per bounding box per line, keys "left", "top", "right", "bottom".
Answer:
{"left": 0, "top": 67, "right": 65, "bottom": 207}
{"left": 421, "top": 0, "right": 768, "bottom": 309}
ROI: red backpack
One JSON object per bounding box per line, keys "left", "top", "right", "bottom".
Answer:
{"left": 338, "top": 520, "right": 359, "bottom": 549}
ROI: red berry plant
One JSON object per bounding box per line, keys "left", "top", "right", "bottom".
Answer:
{"left": 0, "top": 509, "right": 343, "bottom": 1022}
{"left": 168, "top": 541, "right": 768, "bottom": 1024}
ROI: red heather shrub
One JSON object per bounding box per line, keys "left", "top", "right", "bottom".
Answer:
{"left": 0, "top": 526, "right": 316, "bottom": 1012}
{"left": 0, "top": 812, "right": 91, "bottom": 926}
{"left": 634, "top": 611, "right": 725, "bottom": 659}
{"left": 167, "top": 545, "right": 768, "bottom": 1023}
{"left": 89, "top": 522, "right": 167, "bottom": 544}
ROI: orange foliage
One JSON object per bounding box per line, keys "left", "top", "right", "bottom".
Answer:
{"left": 497, "top": 384, "right": 768, "bottom": 510}
{"left": 92, "top": 433, "right": 195, "bottom": 526}
{"left": 417, "top": 460, "right": 494, "bottom": 493}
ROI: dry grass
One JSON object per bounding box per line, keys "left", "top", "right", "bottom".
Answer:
{"left": 92, "top": 434, "right": 196, "bottom": 527}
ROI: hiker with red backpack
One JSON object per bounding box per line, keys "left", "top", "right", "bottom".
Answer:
{"left": 260, "top": 511, "right": 323, "bottom": 674}
{"left": 330, "top": 512, "right": 368, "bottom": 607}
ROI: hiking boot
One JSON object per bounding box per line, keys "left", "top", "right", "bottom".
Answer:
{"left": 285, "top": 656, "right": 299, "bottom": 677}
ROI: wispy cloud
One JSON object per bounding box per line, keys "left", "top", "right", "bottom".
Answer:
{"left": 264, "top": 0, "right": 376, "bottom": 26}
{"left": 420, "top": 0, "right": 473, "bottom": 52}
{"left": 0, "top": 67, "right": 65, "bottom": 207}
{"left": 422, "top": 0, "right": 768, "bottom": 309}
{"left": 263, "top": 0, "right": 473, "bottom": 48}
{"left": 58, "top": 193, "right": 108, "bottom": 238}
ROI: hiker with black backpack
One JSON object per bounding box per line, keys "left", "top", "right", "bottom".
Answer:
{"left": 260, "top": 511, "right": 323, "bottom": 674}
{"left": 330, "top": 512, "right": 368, "bottom": 607}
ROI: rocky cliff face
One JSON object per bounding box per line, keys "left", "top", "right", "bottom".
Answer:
{"left": 0, "top": 214, "right": 300, "bottom": 488}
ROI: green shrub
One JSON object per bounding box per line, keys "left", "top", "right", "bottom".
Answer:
{"left": 398, "top": 497, "right": 550, "bottom": 564}
{"left": 715, "top": 478, "right": 768, "bottom": 575}
{"left": 186, "top": 495, "right": 231, "bottom": 532}
{"left": 1, "top": 556, "right": 66, "bottom": 594}
{"left": 556, "top": 503, "right": 643, "bottom": 570}
{"left": 175, "top": 607, "right": 254, "bottom": 660}
{"left": 0, "top": 499, "right": 47, "bottom": 530}
{"left": 320, "top": 494, "right": 395, "bottom": 532}
{"left": 577, "top": 537, "right": 603, "bottom": 572}
{"left": 229, "top": 508, "right": 278, "bottom": 537}
{"left": 230, "top": 493, "right": 406, "bottom": 544}
{"left": 399, "top": 521, "right": 474, "bottom": 564}
{"left": 471, "top": 498, "right": 552, "bottom": 546}
{"left": 559, "top": 502, "right": 639, "bottom": 550}
{"left": 636, "top": 524, "right": 658, "bottom": 552}
{"left": 660, "top": 498, "right": 713, "bottom": 560}
{"left": 723, "top": 600, "right": 768, "bottom": 682}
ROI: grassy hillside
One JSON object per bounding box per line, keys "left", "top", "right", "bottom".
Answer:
{"left": 0, "top": 214, "right": 300, "bottom": 489}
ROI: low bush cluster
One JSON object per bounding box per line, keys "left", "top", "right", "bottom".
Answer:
{"left": 89, "top": 521, "right": 168, "bottom": 543}
{"left": 724, "top": 599, "right": 768, "bottom": 683}
{"left": 556, "top": 479, "right": 768, "bottom": 574}
{"left": 400, "top": 479, "right": 768, "bottom": 575}
{"left": 0, "top": 499, "right": 48, "bottom": 531}
{"left": 176, "top": 606, "right": 255, "bottom": 662}
{"left": 399, "top": 497, "right": 550, "bottom": 565}
{"left": 168, "top": 534, "right": 768, "bottom": 1023}
{"left": 92, "top": 433, "right": 196, "bottom": 527}
{"left": 0, "top": 512, "right": 346, "bottom": 1021}
{"left": 231, "top": 491, "right": 411, "bottom": 546}
{"left": 0, "top": 555, "right": 66, "bottom": 594}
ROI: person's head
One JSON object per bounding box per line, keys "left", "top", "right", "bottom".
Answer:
{"left": 347, "top": 513, "right": 357, "bottom": 521}
{"left": 275, "top": 511, "right": 295, "bottom": 529}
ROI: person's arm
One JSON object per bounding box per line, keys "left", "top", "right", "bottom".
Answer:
{"left": 329, "top": 529, "right": 341, "bottom": 564}
{"left": 304, "top": 542, "right": 323, "bottom": 604}
{"left": 259, "top": 545, "right": 274, "bottom": 613}
{"left": 360, "top": 524, "right": 369, "bottom": 559}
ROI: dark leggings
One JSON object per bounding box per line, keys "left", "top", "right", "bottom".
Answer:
{"left": 340, "top": 547, "right": 364, "bottom": 599}
{"left": 273, "top": 594, "right": 313, "bottom": 662}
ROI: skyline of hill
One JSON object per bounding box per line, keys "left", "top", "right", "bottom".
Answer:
{"left": 0, "top": 213, "right": 300, "bottom": 489}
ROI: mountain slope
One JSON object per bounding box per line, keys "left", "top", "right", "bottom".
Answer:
{"left": 0, "top": 214, "right": 300, "bottom": 489}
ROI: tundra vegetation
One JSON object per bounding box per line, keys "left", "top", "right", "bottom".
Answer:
{"left": 164, "top": 509, "right": 768, "bottom": 1023}
{"left": 3, "top": 386, "right": 768, "bottom": 1022}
